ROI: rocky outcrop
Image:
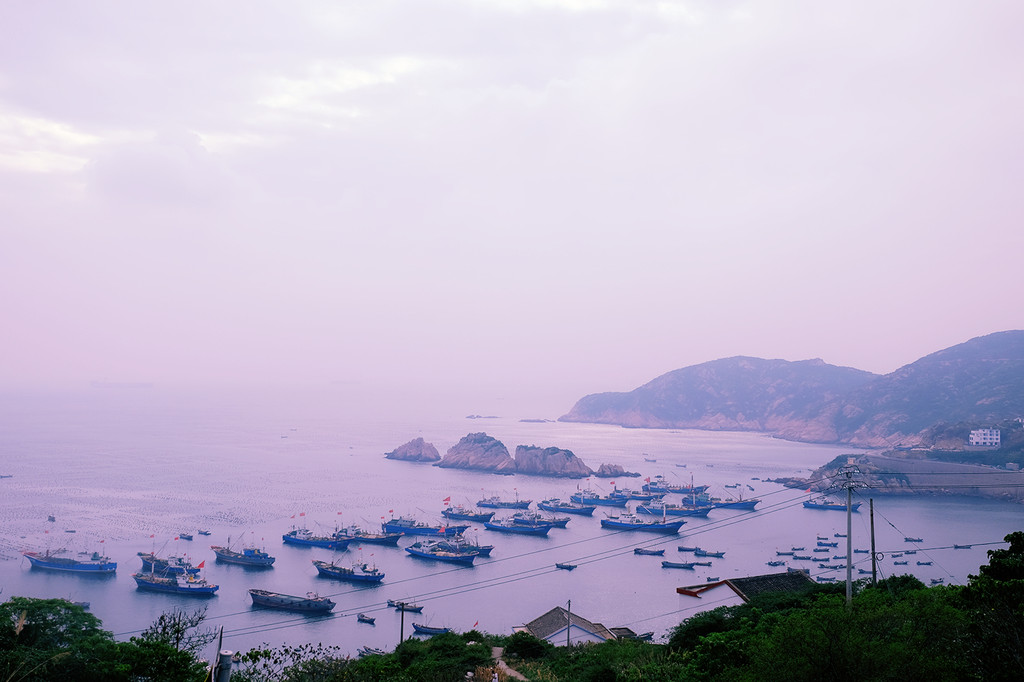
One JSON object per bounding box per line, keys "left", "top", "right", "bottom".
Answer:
{"left": 385, "top": 437, "right": 440, "bottom": 462}
{"left": 593, "top": 463, "right": 641, "bottom": 478}
{"left": 435, "top": 433, "right": 516, "bottom": 474}
{"left": 514, "top": 446, "right": 593, "bottom": 478}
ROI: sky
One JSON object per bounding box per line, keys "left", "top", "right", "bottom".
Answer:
{"left": 2, "top": 1, "right": 1022, "bottom": 414}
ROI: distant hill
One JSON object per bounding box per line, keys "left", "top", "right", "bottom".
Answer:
{"left": 560, "top": 331, "right": 1024, "bottom": 447}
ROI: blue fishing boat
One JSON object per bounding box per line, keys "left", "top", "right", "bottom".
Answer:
{"left": 555, "top": 562, "right": 577, "bottom": 570}
{"left": 636, "top": 502, "right": 712, "bottom": 517}
{"left": 803, "top": 497, "right": 861, "bottom": 512}
{"left": 357, "top": 613, "right": 375, "bottom": 624}
{"left": 382, "top": 517, "right": 468, "bottom": 537}
{"left": 511, "top": 511, "right": 569, "bottom": 528}
{"left": 178, "top": 533, "right": 193, "bottom": 541}
{"left": 23, "top": 550, "right": 116, "bottom": 574}
{"left": 133, "top": 572, "right": 218, "bottom": 596}
{"left": 334, "top": 525, "right": 403, "bottom": 545}
{"left": 570, "top": 490, "right": 627, "bottom": 507}
{"left": 312, "top": 559, "right": 385, "bottom": 583}
{"left": 138, "top": 552, "right": 200, "bottom": 575}
{"left": 600, "top": 513, "right": 684, "bottom": 534}
{"left": 435, "top": 536, "right": 494, "bottom": 557}
{"left": 537, "top": 499, "right": 596, "bottom": 516}
{"left": 283, "top": 527, "right": 350, "bottom": 550}
{"left": 441, "top": 506, "right": 494, "bottom": 522}
{"left": 483, "top": 519, "right": 552, "bottom": 536}
{"left": 412, "top": 622, "right": 452, "bottom": 635}
{"left": 633, "top": 548, "right": 665, "bottom": 556}
{"left": 405, "top": 540, "right": 479, "bottom": 564}
{"left": 211, "top": 544, "right": 275, "bottom": 567}
{"left": 477, "top": 495, "right": 531, "bottom": 510}
{"left": 711, "top": 495, "right": 760, "bottom": 510}
{"left": 248, "top": 589, "right": 334, "bottom": 612}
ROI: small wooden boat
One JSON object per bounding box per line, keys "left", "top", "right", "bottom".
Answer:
{"left": 555, "top": 562, "right": 577, "bottom": 570}
{"left": 677, "top": 546, "right": 698, "bottom": 552}
{"left": 693, "top": 548, "right": 725, "bottom": 558}
{"left": 178, "top": 533, "right": 193, "bottom": 541}
{"left": 661, "top": 560, "right": 696, "bottom": 569}
{"left": 197, "top": 530, "right": 212, "bottom": 536}
{"left": 357, "top": 613, "right": 375, "bottom": 624}
{"left": 412, "top": 622, "right": 452, "bottom": 636}
{"left": 358, "top": 646, "right": 386, "bottom": 657}
{"left": 387, "top": 599, "right": 423, "bottom": 613}
{"left": 905, "top": 537, "right": 923, "bottom": 543}
{"left": 953, "top": 544, "right": 972, "bottom": 549}
{"left": 634, "top": 548, "right": 665, "bottom": 556}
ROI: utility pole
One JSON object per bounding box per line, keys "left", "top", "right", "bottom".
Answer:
{"left": 834, "top": 462, "right": 862, "bottom": 607}
{"left": 870, "top": 499, "right": 877, "bottom": 586}
{"left": 566, "top": 600, "right": 571, "bottom": 648}
{"left": 399, "top": 603, "right": 406, "bottom": 644}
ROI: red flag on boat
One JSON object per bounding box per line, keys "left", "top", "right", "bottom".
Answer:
{"left": 150, "top": 534, "right": 155, "bottom": 538}
{"left": 611, "top": 481, "right": 615, "bottom": 486}
{"left": 174, "top": 536, "right": 179, "bottom": 540}
{"left": 44, "top": 530, "right": 48, "bottom": 534}
{"left": 473, "top": 620, "right": 479, "bottom": 627}
{"left": 291, "top": 514, "right": 296, "bottom": 519}
{"left": 197, "top": 560, "right": 205, "bottom": 569}
{"left": 443, "top": 496, "right": 451, "bottom": 502}
{"left": 388, "top": 509, "right": 393, "bottom": 514}
{"left": 299, "top": 512, "right": 306, "bottom": 517}
{"left": 645, "top": 477, "right": 651, "bottom": 482}
{"left": 99, "top": 539, "right": 104, "bottom": 543}
{"left": 338, "top": 511, "right": 342, "bottom": 515}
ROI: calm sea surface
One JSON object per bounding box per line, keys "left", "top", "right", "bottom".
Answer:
{"left": 0, "top": 386, "right": 1019, "bottom": 658}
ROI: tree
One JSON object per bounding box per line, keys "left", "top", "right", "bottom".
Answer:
{"left": 138, "top": 607, "right": 216, "bottom": 655}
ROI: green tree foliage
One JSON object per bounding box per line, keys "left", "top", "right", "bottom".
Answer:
{"left": 956, "top": 531, "right": 1024, "bottom": 680}
{"left": 503, "top": 630, "right": 553, "bottom": 660}
{"left": 138, "top": 607, "right": 216, "bottom": 655}
{"left": 0, "top": 597, "right": 205, "bottom": 682}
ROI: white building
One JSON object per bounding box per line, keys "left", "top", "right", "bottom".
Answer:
{"left": 969, "top": 429, "right": 1001, "bottom": 447}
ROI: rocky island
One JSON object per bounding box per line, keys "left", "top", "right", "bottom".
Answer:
{"left": 384, "top": 437, "right": 441, "bottom": 462}
{"left": 384, "top": 432, "right": 640, "bottom": 478}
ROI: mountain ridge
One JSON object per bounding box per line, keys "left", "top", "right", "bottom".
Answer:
{"left": 560, "top": 331, "right": 1024, "bottom": 447}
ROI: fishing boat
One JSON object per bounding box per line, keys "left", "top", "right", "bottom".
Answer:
{"left": 953, "top": 544, "right": 972, "bottom": 549}
{"left": 248, "top": 589, "right": 334, "bottom": 612}
{"left": 334, "top": 525, "right": 403, "bottom": 545}
{"left": 636, "top": 502, "right": 712, "bottom": 517}
{"left": 282, "top": 527, "right": 350, "bottom": 550}
{"left": 642, "top": 475, "right": 709, "bottom": 496}
{"left": 693, "top": 560, "right": 713, "bottom": 567}
{"left": 382, "top": 517, "right": 468, "bottom": 537}
{"left": 661, "top": 560, "right": 696, "bottom": 569}
{"left": 133, "top": 572, "right": 218, "bottom": 596}
{"left": 678, "top": 546, "right": 698, "bottom": 552}
{"left": 555, "top": 562, "right": 577, "bottom": 570}
{"left": 894, "top": 560, "right": 909, "bottom": 565}
{"left": 412, "top": 623, "right": 452, "bottom": 635}
{"left": 23, "top": 550, "right": 117, "bottom": 574}
{"left": 312, "top": 559, "right": 385, "bottom": 583}
{"left": 693, "top": 548, "right": 725, "bottom": 558}
{"left": 405, "top": 540, "right": 480, "bottom": 564}
{"left": 817, "top": 540, "right": 839, "bottom": 547}
{"left": 435, "top": 536, "right": 494, "bottom": 557}
{"left": 600, "top": 513, "right": 684, "bottom": 534}
{"left": 357, "top": 613, "right": 375, "bottom": 624}
{"left": 178, "top": 533, "right": 193, "bottom": 541}
{"left": 138, "top": 552, "right": 201, "bottom": 575}
{"left": 767, "top": 560, "right": 786, "bottom": 567}
{"left": 196, "top": 530, "right": 212, "bottom": 536}
{"left": 476, "top": 495, "right": 531, "bottom": 510}
{"left": 711, "top": 495, "right": 760, "bottom": 510}
{"left": 441, "top": 506, "right": 494, "bottom": 523}
{"left": 904, "top": 537, "right": 923, "bottom": 543}
{"left": 210, "top": 545, "right": 275, "bottom": 567}
{"left": 358, "top": 646, "right": 387, "bottom": 657}
{"left": 633, "top": 548, "right": 666, "bottom": 556}
{"left": 537, "top": 499, "right": 596, "bottom": 516}
{"left": 793, "top": 555, "right": 813, "bottom": 561}
{"left": 803, "top": 497, "right": 861, "bottom": 512}
{"left": 570, "top": 490, "right": 627, "bottom": 507}
{"left": 776, "top": 550, "right": 795, "bottom": 556}
{"left": 387, "top": 599, "right": 424, "bottom": 612}
{"left": 511, "top": 511, "right": 569, "bottom": 528}
{"left": 613, "top": 487, "right": 663, "bottom": 502}
{"left": 917, "top": 561, "right": 933, "bottom": 566}
{"left": 483, "top": 519, "right": 552, "bottom": 536}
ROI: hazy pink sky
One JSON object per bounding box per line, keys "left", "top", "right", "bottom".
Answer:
{"left": 2, "top": 1, "right": 1022, "bottom": 413}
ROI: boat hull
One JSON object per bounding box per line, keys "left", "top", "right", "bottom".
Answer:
{"left": 405, "top": 544, "right": 479, "bottom": 564}
{"left": 23, "top": 552, "right": 116, "bottom": 574}
{"left": 249, "top": 589, "right": 335, "bottom": 612}
{"left": 483, "top": 522, "right": 551, "bottom": 536}
{"left": 133, "top": 574, "right": 218, "bottom": 596}
{"left": 412, "top": 623, "right": 452, "bottom": 635}
{"left": 600, "top": 519, "right": 684, "bottom": 534}
{"left": 382, "top": 519, "right": 469, "bottom": 537}
{"left": 537, "top": 500, "right": 596, "bottom": 516}
{"left": 211, "top": 547, "right": 276, "bottom": 567}
{"left": 312, "top": 560, "right": 385, "bottom": 582}
{"left": 282, "top": 533, "right": 350, "bottom": 550}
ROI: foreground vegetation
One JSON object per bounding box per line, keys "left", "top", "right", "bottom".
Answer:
{"left": 3, "top": 532, "right": 1023, "bottom": 680}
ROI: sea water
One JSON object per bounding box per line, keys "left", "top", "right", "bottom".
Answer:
{"left": 0, "top": 386, "right": 1019, "bottom": 657}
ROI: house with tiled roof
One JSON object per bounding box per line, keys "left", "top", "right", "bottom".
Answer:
{"left": 513, "top": 606, "right": 617, "bottom": 645}
{"left": 676, "top": 570, "right": 816, "bottom": 615}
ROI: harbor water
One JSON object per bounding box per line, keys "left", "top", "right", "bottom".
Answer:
{"left": 0, "top": 386, "right": 1019, "bottom": 657}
